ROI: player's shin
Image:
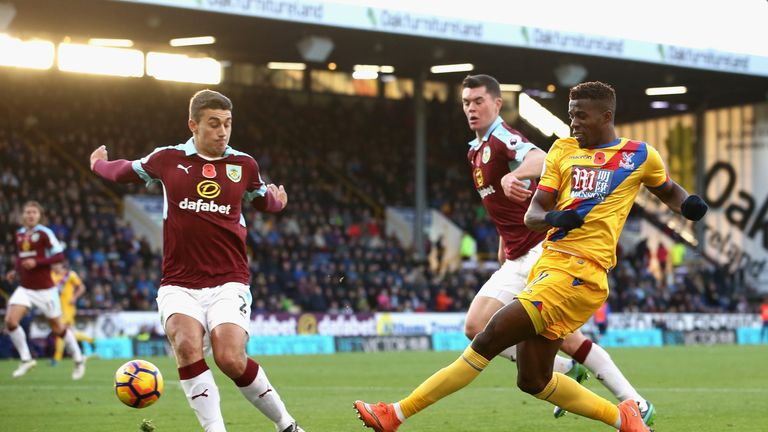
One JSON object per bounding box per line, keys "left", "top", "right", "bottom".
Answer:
{"left": 179, "top": 359, "right": 226, "bottom": 432}
{"left": 8, "top": 326, "right": 32, "bottom": 362}
{"left": 581, "top": 341, "right": 643, "bottom": 402}
{"left": 397, "top": 345, "right": 490, "bottom": 419}
{"left": 62, "top": 328, "right": 84, "bottom": 363}
{"left": 534, "top": 372, "right": 620, "bottom": 427}
{"left": 234, "top": 358, "right": 295, "bottom": 431}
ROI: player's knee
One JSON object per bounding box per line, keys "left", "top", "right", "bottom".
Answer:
{"left": 5, "top": 320, "right": 17, "bottom": 331}
{"left": 213, "top": 351, "right": 246, "bottom": 378}
{"left": 517, "top": 373, "right": 550, "bottom": 395}
{"left": 172, "top": 336, "right": 203, "bottom": 364}
{"left": 464, "top": 321, "right": 483, "bottom": 340}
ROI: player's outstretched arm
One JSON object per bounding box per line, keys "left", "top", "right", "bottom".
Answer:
{"left": 648, "top": 180, "right": 708, "bottom": 221}
{"left": 252, "top": 184, "right": 287, "bottom": 213}
{"left": 89, "top": 145, "right": 143, "bottom": 184}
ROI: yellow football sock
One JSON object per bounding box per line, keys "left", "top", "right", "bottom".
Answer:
{"left": 53, "top": 337, "right": 65, "bottom": 362}
{"left": 398, "top": 346, "right": 490, "bottom": 418}
{"left": 534, "top": 372, "right": 619, "bottom": 427}
{"left": 74, "top": 331, "right": 94, "bottom": 344}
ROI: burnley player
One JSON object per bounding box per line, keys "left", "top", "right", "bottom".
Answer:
{"left": 354, "top": 77, "right": 665, "bottom": 431}
{"left": 4, "top": 201, "right": 86, "bottom": 379}
{"left": 90, "top": 90, "right": 303, "bottom": 432}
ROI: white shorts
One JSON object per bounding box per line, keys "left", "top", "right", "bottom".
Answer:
{"left": 156, "top": 283, "right": 252, "bottom": 335}
{"left": 476, "top": 242, "right": 543, "bottom": 305}
{"left": 8, "top": 286, "right": 62, "bottom": 319}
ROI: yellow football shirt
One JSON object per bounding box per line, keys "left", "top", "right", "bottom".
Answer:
{"left": 537, "top": 137, "right": 668, "bottom": 270}
{"left": 51, "top": 270, "right": 82, "bottom": 308}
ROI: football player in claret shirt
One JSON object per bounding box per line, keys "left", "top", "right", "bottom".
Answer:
{"left": 354, "top": 81, "right": 707, "bottom": 432}
{"left": 90, "top": 90, "right": 304, "bottom": 432}
{"left": 4, "top": 201, "right": 86, "bottom": 379}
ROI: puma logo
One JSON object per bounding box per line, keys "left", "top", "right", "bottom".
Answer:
{"left": 191, "top": 389, "right": 209, "bottom": 400}
{"left": 177, "top": 164, "right": 192, "bottom": 174}
{"left": 258, "top": 388, "right": 272, "bottom": 398}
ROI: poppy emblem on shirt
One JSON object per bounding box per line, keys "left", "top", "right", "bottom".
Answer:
{"left": 202, "top": 163, "right": 217, "bottom": 179}
{"left": 481, "top": 146, "right": 491, "bottom": 164}
{"left": 593, "top": 152, "right": 606, "bottom": 165}
{"left": 474, "top": 167, "right": 484, "bottom": 187}
{"left": 226, "top": 164, "right": 242, "bottom": 183}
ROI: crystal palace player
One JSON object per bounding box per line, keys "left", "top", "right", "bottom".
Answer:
{"left": 355, "top": 80, "right": 708, "bottom": 432}
{"left": 5, "top": 201, "right": 86, "bottom": 379}
{"left": 90, "top": 90, "right": 303, "bottom": 432}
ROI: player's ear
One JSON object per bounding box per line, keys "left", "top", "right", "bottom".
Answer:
{"left": 188, "top": 118, "right": 197, "bottom": 134}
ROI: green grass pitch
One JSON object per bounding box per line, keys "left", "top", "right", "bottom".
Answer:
{"left": 1, "top": 345, "right": 766, "bottom": 431}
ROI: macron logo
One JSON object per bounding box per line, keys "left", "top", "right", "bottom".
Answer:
{"left": 177, "top": 164, "right": 192, "bottom": 174}
{"left": 179, "top": 198, "right": 232, "bottom": 215}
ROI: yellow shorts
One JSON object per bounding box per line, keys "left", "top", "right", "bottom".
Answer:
{"left": 517, "top": 248, "right": 608, "bottom": 340}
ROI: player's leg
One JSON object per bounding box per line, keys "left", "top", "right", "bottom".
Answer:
{"left": 160, "top": 286, "right": 226, "bottom": 432}
{"left": 354, "top": 300, "right": 537, "bottom": 431}
{"left": 44, "top": 288, "right": 85, "bottom": 379}
{"left": 48, "top": 315, "right": 86, "bottom": 379}
{"left": 516, "top": 335, "right": 622, "bottom": 427}
{"left": 562, "top": 331, "right": 651, "bottom": 407}
{"left": 5, "top": 296, "right": 36, "bottom": 377}
{"left": 208, "top": 283, "right": 302, "bottom": 432}
{"left": 466, "top": 255, "right": 574, "bottom": 374}
{"left": 52, "top": 307, "right": 74, "bottom": 364}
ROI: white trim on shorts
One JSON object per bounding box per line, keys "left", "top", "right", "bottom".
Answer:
{"left": 156, "top": 282, "right": 252, "bottom": 335}
{"left": 475, "top": 242, "right": 543, "bottom": 305}
{"left": 8, "top": 286, "right": 62, "bottom": 319}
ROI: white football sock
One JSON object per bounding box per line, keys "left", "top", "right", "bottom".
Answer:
{"left": 181, "top": 369, "right": 226, "bottom": 432}
{"left": 63, "top": 329, "right": 84, "bottom": 362}
{"left": 237, "top": 360, "right": 294, "bottom": 431}
{"left": 9, "top": 326, "right": 32, "bottom": 362}
{"left": 553, "top": 355, "right": 574, "bottom": 374}
{"left": 499, "top": 345, "right": 517, "bottom": 361}
{"left": 583, "top": 343, "right": 642, "bottom": 402}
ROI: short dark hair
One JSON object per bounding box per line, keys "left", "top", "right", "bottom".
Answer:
{"left": 569, "top": 81, "right": 616, "bottom": 112}
{"left": 189, "top": 90, "right": 233, "bottom": 122}
{"left": 462, "top": 74, "right": 501, "bottom": 99}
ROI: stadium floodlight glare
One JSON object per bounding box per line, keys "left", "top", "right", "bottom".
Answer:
{"left": 147, "top": 52, "right": 221, "bottom": 84}
{"left": 519, "top": 92, "right": 570, "bottom": 138}
{"left": 430, "top": 63, "right": 474, "bottom": 74}
{"left": 353, "top": 64, "right": 395, "bottom": 74}
{"left": 352, "top": 70, "right": 378, "bottom": 80}
{"left": 650, "top": 101, "right": 670, "bottom": 109}
{"left": 500, "top": 83, "right": 523, "bottom": 92}
{"left": 267, "top": 62, "right": 306, "bottom": 70}
{"left": 89, "top": 38, "right": 134, "bottom": 48}
{"left": 645, "top": 86, "right": 687, "bottom": 96}
{"left": 58, "top": 43, "right": 143, "bottom": 77}
{"left": 0, "top": 34, "right": 54, "bottom": 69}
{"left": 169, "top": 36, "right": 216, "bottom": 47}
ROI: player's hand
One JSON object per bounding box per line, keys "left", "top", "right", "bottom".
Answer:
{"left": 21, "top": 259, "right": 37, "bottom": 270}
{"left": 5, "top": 270, "right": 15, "bottom": 283}
{"left": 545, "top": 210, "right": 584, "bottom": 231}
{"left": 500, "top": 173, "right": 532, "bottom": 202}
{"left": 267, "top": 184, "right": 288, "bottom": 210}
{"left": 681, "top": 195, "right": 707, "bottom": 221}
{"left": 90, "top": 145, "right": 108, "bottom": 170}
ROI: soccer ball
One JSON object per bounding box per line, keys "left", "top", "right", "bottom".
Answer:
{"left": 114, "top": 359, "right": 164, "bottom": 408}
